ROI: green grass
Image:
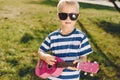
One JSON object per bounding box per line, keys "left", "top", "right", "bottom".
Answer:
{"left": 0, "top": 0, "right": 120, "bottom": 80}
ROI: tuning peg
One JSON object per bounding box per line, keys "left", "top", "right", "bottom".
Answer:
{"left": 84, "top": 72, "right": 87, "bottom": 75}
{"left": 94, "top": 61, "right": 97, "bottom": 63}
{"left": 90, "top": 73, "right": 94, "bottom": 76}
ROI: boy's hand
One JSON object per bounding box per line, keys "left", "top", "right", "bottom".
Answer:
{"left": 39, "top": 50, "right": 56, "bottom": 66}
{"left": 67, "top": 60, "right": 80, "bottom": 70}
{"left": 67, "top": 56, "right": 87, "bottom": 70}
{"left": 44, "top": 54, "right": 56, "bottom": 66}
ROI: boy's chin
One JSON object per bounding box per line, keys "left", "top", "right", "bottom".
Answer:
{"left": 64, "top": 25, "right": 74, "bottom": 28}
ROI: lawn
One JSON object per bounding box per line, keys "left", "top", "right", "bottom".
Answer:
{"left": 0, "top": 0, "right": 120, "bottom": 80}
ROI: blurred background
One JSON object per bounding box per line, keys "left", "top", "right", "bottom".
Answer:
{"left": 0, "top": 0, "right": 120, "bottom": 80}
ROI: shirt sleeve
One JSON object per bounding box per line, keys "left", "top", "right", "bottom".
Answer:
{"left": 39, "top": 36, "right": 51, "bottom": 52}
{"left": 78, "top": 34, "right": 93, "bottom": 56}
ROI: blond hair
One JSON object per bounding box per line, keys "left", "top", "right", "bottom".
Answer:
{"left": 57, "top": 0, "right": 80, "bottom": 13}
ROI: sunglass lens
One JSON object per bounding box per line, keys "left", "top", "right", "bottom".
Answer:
{"left": 69, "top": 14, "right": 79, "bottom": 20}
{"left": 58, "top": 13, "right": 67, "bottom": 20}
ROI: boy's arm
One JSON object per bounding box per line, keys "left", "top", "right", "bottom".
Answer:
{"left": 38, "top": 50, "right": 56, "bottom": 65}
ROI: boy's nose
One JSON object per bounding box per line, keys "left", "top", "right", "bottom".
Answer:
{"left": 66, "top": 16, "right": 71, "bottom": 21}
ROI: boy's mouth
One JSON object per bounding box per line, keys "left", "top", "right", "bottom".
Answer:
{"left": 65, "top": 22, "right": 71, "bottom": 24}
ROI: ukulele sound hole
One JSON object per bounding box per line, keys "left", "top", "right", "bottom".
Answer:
{"left": 48, "top": 65, "right": 52, "bottom": 68}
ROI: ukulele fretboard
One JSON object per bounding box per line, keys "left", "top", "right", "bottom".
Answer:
{"left": 56, "top": 62, "right": 77, "bottom": 68}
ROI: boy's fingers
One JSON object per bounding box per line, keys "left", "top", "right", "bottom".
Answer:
{"left": 48, "top": 56, "right": 56, "bottom": 65}
{"left": 67, "top": 67, "right": 78, "bottom": 70}
{"left": 50, "top": 56, "right": 56, "bottom": 62}
{"left": 49, "top": 61, "right": 55, "bottom": 65}
{"left": 47, "top": 55, "right": 56, "bottom": 61}
{"left": 73, "top": 60, "right": 79, "bottom": 64}
{"left": 73, "top": 59, "right": 82, "bottom": 64}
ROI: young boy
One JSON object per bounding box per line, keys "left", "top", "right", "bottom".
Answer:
{"left": 38, "top": 0, "right": 92, "bottom": 80}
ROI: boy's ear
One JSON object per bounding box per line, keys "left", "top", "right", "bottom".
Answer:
{"left": 57, "top": 13, "right": 60, "bottom": 20}
{"left": 77, "top": 14, "right": 80, "bottom": 21}
{"left": 57, "top": 13, "right": 58, "bottom": 15}
{"left": 78, "top": 13, "right": 80, "bottom": 17}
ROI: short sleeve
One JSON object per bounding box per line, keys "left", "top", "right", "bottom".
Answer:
{"left": 39, "top": 36, "right": 51, "bottom": 52}
{"left": 78, "top": 34, "right": 92, "bottom": 56}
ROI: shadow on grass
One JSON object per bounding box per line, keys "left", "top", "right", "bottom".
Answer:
{"left": 20, "top": 29, "right": 52, "bottom": 44}
{"left": 32, "top": 29, "right": 53, "bottom": 42}
{"left": 18, "top": 66, "right": 34, "bottom": 77}
{"left": 28, "top": 0, "right": 58, "bottom": 7}
{"left": 18, "top": 63, "right": 40, "bottom": 80}
{"left": 79, "top": 2, "right": 116, "bottom": 11}
{"left": 20, "top": 33, "right": 34, "bottom": 43}
{"left": 96, "top": 20, "right": 120, "bottom": 37}
{"left": 6, "top": 59, "right": 19, "bottom": 67}
{"left": 27, "top": 0, "right": 116, "bottom": 11}
{"left": 77, "top": 20, "right": 120, "bottom": 79}
{"left": 88, "top": 18, "right": 120, "bottom": 37}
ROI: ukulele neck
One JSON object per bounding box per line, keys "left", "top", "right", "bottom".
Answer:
{"left": 56, "top": 62, "right": 77, "bottom": 68}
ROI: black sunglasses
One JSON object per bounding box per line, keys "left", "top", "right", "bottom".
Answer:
{"left": 58, "top": 13, "right": 79, "bottom": 21}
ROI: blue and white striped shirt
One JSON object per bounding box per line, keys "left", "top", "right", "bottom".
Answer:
{"left": 40, "top": 28, "right": 92, "bottom": 80}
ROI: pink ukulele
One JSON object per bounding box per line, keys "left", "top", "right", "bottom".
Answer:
{"left": 35, "top": 57, "right": 99, "bottom": 79}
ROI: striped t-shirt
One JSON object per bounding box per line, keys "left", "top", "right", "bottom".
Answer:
{"left": 39, "top": 28, "right": 92, "bottom": 80}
